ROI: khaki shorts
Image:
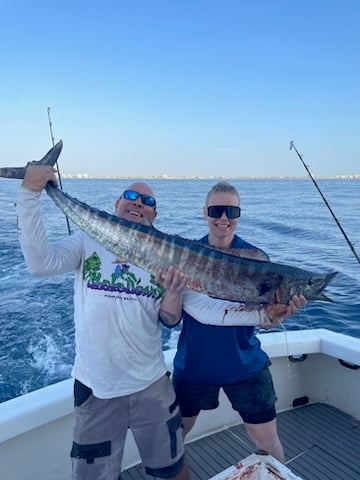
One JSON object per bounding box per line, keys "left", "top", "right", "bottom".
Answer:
{"left": 71, "top": 374, "right": 185, "bottom": 480}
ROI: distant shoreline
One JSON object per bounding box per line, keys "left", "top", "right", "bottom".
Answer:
{"left": 59, "top": 174, "right": 360, "bottom": 180}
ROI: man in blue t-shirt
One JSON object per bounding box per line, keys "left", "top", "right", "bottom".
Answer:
{"left": 172, "top": 181, "right": 306, "bottom": 463}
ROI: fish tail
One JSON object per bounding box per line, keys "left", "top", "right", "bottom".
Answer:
{"left": 0, "top": 140, "right": 63, "bottom": 179}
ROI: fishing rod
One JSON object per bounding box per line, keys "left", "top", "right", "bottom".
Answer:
{"left": 289, "top": 141, "right": 360, "bottom": 264}
{"left": 47, "top": 107, "right": 72, "bottom": 235}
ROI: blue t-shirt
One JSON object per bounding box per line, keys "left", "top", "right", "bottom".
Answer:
{"left": 173, "top": 234, "right": 269, "bottom": 384}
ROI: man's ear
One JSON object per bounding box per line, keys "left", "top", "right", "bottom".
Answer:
{"left": 203, "top": 205, "right": 207, "bottom": 219}
{"left": 114, "top": 197, "right": 121, "bottom": 210}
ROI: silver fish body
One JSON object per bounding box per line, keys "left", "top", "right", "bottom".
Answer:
{"left": 1, "top": 142, "right": 337, "bottom": 305}
{"left": 46, "top": 183, "right": 336, "bottom": 305}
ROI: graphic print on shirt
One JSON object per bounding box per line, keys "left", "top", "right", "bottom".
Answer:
{"left": 83, "top": 252, "right": 164, "bottom": 299}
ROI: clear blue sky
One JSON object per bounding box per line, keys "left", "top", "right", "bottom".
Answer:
{"left": 1, "top": 0, "right": 359, "bottom": 177}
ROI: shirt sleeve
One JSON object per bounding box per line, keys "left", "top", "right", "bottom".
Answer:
{"left": 16, "top": 186, "right": 83, "bottom": 276}
{"left": 182, "top": 288, "right": 272, "bottom": 327}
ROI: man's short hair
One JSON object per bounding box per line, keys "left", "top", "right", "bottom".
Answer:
{"left": 205, "top": 181, "right": 240, "bottom": 205}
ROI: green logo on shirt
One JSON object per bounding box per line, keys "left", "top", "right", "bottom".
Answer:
{"left": 83, "top": 252, "right": 164, "bottom": 299}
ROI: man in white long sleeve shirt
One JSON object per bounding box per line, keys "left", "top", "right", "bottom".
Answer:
{"left": 16, "top": 165, "right": 189, "bottom": 480}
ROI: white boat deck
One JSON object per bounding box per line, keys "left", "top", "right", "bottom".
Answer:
{"left": 122, "top": 402, "right": 360, "bottom": 480}
{"left": 1, "top": 329, "right": 359, "bottom": 480}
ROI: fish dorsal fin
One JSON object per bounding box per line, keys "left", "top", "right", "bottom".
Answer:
{"left": 225, "top": 247, "right": 268, "bottom": 261}
{"left": 173, "top": 235, "right": 269, "bottom": 261}
{"left": 202, "top": 243, "right": 269, "bottom": 261}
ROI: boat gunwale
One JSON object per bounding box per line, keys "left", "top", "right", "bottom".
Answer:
{"left": 1, "top": 328, "right": 359, "bottom": 444}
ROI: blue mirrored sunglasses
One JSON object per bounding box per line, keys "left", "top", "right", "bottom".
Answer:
{"left": 207, "top": 205, "right": 241, "bottom": 219}
{"left": 123, "top": 189, "right": 156, "bottom": 207}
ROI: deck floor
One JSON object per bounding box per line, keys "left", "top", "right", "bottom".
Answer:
{"left": 122, "top": 403, "right": 360, "bottom": 480}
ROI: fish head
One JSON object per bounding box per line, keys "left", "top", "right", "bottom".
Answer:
{"left": 287, "top": 271, "right": 337, "bottom": 302}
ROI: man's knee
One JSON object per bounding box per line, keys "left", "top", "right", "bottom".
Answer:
{"left": 145, "top": 455, "right": 187, "bottom": 479}
{"left": 71, "top": 440, "right": 121, "bottom": 479}
{"left": 182, "top": 415, "right": 198, "bottom": 438}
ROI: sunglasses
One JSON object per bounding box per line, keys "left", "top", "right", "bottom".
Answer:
{"left": 207, "top": 205, "right": 241, "bottom": 219}
{"left": 122, "top": 189, "right": 156, "bottom": 207}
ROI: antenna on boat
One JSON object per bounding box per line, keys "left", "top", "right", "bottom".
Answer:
{"left": 290, "top": 141, "right": 360, "bottom": 264}
{"left": 47, "top": 107, "right": 72, "bottom": 235}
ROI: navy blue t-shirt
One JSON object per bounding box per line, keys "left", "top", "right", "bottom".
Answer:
{"left": 173, "top": 234, "right": 269, "bottom": 384}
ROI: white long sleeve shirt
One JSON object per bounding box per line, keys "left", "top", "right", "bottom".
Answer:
{"left": 183, "top": 289, "right": 272, "bottom": 327}
{"left": 16, "top": 187, "right": 167, "bottom": 398}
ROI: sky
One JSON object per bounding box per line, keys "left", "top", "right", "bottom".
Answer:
{"left": 1, "top": 0, "right": 359, "bottom": 178}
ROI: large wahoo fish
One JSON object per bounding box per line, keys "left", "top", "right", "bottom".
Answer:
{"left": 1, "top": 142, "right": 337, "bottom": 305}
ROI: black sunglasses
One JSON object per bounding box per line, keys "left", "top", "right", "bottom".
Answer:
{"left": 122, "top": 189, "right": 156, "bottom": 207}
{"left": 207, "top": 205, "right": 241, "bottom": 219}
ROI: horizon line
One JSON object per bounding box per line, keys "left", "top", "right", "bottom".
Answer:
{"left": 59, "top": 174, "right": 360, "bottom": 180}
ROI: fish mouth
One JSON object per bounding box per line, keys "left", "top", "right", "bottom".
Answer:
{"left": 307, "top": 271, "right": 338, "bottom": 302}
{"left": 320, "top": 271, "right": 338, "bottom": 301}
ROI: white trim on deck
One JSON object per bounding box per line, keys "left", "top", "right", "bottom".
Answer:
{"left": 0, "top": 328, "right": 359, "bottom": 445}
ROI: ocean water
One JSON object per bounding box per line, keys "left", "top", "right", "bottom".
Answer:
{"left": 0, "top": 177, "right": 359, "bottom": 404}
